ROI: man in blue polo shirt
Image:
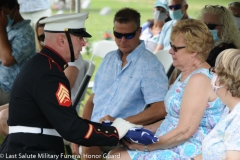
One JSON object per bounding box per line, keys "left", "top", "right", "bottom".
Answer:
{"left": 78, "top": 7, "right": 168, "bottom": 160}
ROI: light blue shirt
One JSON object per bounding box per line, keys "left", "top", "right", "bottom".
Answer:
{"left": 91, "top": 41, "right": 168, "bottom": 122}
{"left": 157, "top": 20, "right": 177, "bottom": 50}
{"left": 18, "top": 0, "right": 50, "bottom": 12}
{"left": 0, "top": 20, "right": 36, "bottom": 93}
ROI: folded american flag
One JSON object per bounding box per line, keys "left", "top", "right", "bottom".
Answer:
{"left": 102, "top": 121, "right": 158, "bottom": 145}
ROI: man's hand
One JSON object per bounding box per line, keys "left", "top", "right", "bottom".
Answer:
{"left": 0, "top": 11, "right": 8, "bottom": 29}
{"left": 71, "top": 143, "right": 80, "bottom": 155}
{"left": 111, "top": 118, "right": 143, "bottom": 139}
{"left": 98, "top": 114, "right": 115, "bottom": 123}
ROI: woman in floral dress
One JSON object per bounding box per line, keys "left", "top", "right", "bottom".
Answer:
{"left": 107, "top": 19, "right": 226, "bottom": 160}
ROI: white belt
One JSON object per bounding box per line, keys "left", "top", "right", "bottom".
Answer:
{"left": 9, "top": 126, "right": 61, "bottom": 137}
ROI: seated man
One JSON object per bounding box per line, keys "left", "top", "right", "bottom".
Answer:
{"left": 0, "top": 0, "right": 35, "bottom": 105}
{"left": 76, "top": 7, "right": 168, "bottom": 160}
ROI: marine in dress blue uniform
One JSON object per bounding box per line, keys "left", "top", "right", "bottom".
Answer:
{"left": 0, "top": 12, "right": 137, "bottom": 159}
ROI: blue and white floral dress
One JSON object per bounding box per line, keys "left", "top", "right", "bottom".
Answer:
{"left": 202, "top": 102, "right": 240, "bottom": 160}
{"left": 127, "top": 68, "right": 225, "bottom": 160}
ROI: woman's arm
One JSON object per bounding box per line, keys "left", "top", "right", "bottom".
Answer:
{"left": 226, "top": 151, "right": 240, "bottom": 160}
{"left": 148, "top": 74, "right": 215, "bottom": 151}
{"left": 194, "top": 154, "right": 202, "bottom": 160}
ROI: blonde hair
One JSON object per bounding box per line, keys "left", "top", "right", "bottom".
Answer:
{"left": 198, "top": 5, "right": 240, "bottom": 48}
{"left": 215, "top": 49, "right": 240, "bottom": 97}
{"left": 170, "top": 19, "right": 214, "bottom": 60}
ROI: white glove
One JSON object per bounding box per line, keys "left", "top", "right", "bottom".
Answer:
{"left": 111, "top": 118, "right": 143, "bottom": 139}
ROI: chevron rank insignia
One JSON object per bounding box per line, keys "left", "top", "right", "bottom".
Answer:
{"left": 56, "top": 83, "right": 71, "bottom": 107}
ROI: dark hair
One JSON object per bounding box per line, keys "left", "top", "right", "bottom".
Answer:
{"left": 114, "top": 7, "right": 141, "bottom": 28}
{"left": 0, "top": 0, "right": 19, "bottom": 10}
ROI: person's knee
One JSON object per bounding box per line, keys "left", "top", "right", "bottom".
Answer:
{"left": 0, "top": 108, "right": 9, "bottom": 137}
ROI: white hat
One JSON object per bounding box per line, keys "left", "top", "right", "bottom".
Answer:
{"left": 39, "top": 12, "right": 91, "bottom": 37}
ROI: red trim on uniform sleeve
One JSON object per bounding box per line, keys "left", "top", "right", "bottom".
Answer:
{"left": 93, "top": 126, "right": 119, "bottom": 139}
{"left": 55, "top": 82, "right": 71, "bottom": 107}
{"left": 48, "top": 59, "right": 52, "bottom": 69}
{"left": 84, "top": 124, "right": 93, "bottom": 139}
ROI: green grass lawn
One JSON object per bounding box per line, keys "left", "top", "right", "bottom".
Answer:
{"left": 0, "top": 0, "right": 232, "bottom": 153}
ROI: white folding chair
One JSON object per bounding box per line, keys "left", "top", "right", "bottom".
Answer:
{"left": 88, "top": 40, "right": 118, "bottom": 89}
{"left": 154, "top": 50, "right": 175, "bottom": 79}
{"left": 90, "top": 40, "right": 118, "bottom": 61}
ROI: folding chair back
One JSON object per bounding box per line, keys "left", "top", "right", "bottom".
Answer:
{"left": 90, "top": 40, "right": 118, "bottom": 60}
{"left": 72, "top": 60, "right": 95, "bottom": 109}
{"left": 155, "top": 50, "right": 175, "bottom": 78}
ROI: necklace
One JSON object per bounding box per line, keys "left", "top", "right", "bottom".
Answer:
{"left": 179, "top": 61, "right": 204, "bottom": 81}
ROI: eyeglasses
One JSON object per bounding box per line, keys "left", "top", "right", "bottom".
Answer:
{"left": 205, "top": 5, "right": 225, "bottom": 11}
{"left": 38, "top": 34, "right": 45, "bottom": 41}
{"left": 113, "top": 28, "right": 139, "bottom": 39}
{"left": 170, "top": 42, "right": 185, "bottom": 52}
{"left": 205, "top": 23, "right": 222, "bottom": 30}
{"left": 168, "top": 4, "right": 182, "bottom": 10}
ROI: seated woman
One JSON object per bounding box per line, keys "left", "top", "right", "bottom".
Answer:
{"left": 194, "top": 49, "right": 240, "bottom": 159}
{"left": 198, "top": 5, "right": 240, "bottom": 67}
{"left": 140, "top": 0, "right": 169, "bottom": 52}
{"left": 170, "top": 5, "right": 240, "bottom": 85}
{"left": 107, "top": 19, "right": 225, "bottom": 160}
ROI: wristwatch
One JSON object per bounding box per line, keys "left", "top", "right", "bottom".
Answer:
{"left": 144, "top": 145, "right": 149, "bottom": 152}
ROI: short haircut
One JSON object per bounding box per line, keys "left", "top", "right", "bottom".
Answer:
{"left": 0, "top": 0, "right": 19, "bottom": 10}
{"left": 215, "top": 49, "right": 240, "bottom": 97}
{"left": 170, "top": 19, "right": 214, "bottom": 60}
{"left": 198, "top": 5, "right": 240, "bottom": 49}
{"left": 113, "top": 7, "right": 141, "bottom": 28}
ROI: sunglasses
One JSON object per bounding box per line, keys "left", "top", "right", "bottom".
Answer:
{"left": 168, "top": 4, "right": 182, "bottom": 10}
{"left": 113, "top": 29, "right": 139, "bottom": 39}
{"left": 205, "top": 5, "right": 225, "bottom": 11}
{"left": 205, "top": 23, "right": 222, "bottom": 30}
{"left": 170, "top": 42, "right": 185, "bottom": 52}
{"left": 38, "top": 34, "right": 45, "bottom": 41}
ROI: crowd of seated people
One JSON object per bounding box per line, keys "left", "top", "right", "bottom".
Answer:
{"left": 169, "top": 4, "right": 240, "bottom": 85}
{"left": 140, "top": 0, "right": 169, "bottom": 52}
{"left": 107, "top": 19, "right": 226, "bottom": 160}
{"left": 1, "top": 0, "right": 240, "bottom": 159}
